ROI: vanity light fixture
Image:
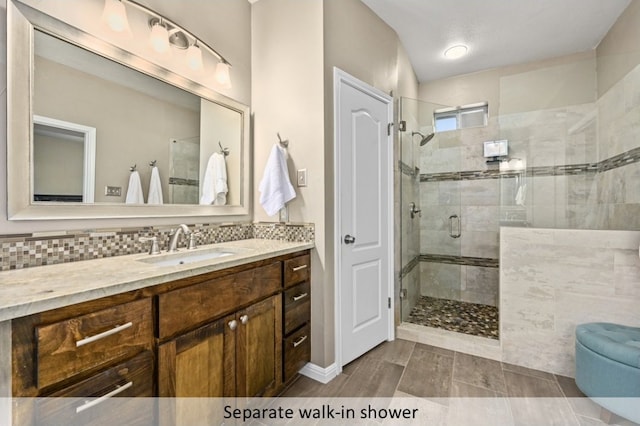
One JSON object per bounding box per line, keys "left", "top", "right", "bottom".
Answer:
{"left": 444, "top": 44, "right": 468, "bottom": 60}
{"left": 215, "top": 62, "right": 231, "bottom": 87}
{"left": 149, "top": 19, "right": 170, "bottom": 54}
{"left": 186, "top": 41, "right": 203, "bottom": 71}
{"left": 101, "top": 0, "right": 129, "bottom": 33}
{"left": 101, "top": 0, "right": 232, "bottom": 87}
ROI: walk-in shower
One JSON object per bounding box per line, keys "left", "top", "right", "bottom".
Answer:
{"left": 399, "top": 50, "right": 640, "bottom": 341}
{"left": 399, "top": 97, "right": 501, "bottom": 341}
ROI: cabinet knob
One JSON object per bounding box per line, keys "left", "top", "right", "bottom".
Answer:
{"left": 240, "top": 314, "right": 249, "bottom": 325}
{"left": 228, "top": 320, "right": 238, "bottom": 330}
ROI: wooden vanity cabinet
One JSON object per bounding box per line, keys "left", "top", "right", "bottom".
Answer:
{"left": 11, "top": 249, "right": 311, "bottom": 425}
{"left": 12, "top": 296, "right": 154, "bottom": 397}
{"left": 157, "top": 262, "right": 283, "bottom": 400}
{"left": 12, "top": 294, "right": 155, "bottom": 425}
{"left": 282, "top": 253, "right": 312, "bottom": 384}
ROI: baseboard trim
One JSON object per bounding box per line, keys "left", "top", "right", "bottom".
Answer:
{"left": 298, "top": 362, "right": 339, "bottom": 384}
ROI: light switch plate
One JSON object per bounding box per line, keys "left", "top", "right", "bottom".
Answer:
{"left": 297, "top": 169, "right": 307, "bottom": 187}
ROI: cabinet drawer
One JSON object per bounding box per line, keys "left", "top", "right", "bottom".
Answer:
{"left": 283, "top": 281, "right": 310, "bottom": 335}
{"left": 36, "top": 351, "right": 154, "bottom": 425}
{"left": 159, "top": 262, "right": 281, "bottom": 339}
{"left": 35, "top": 298, "right": 153, "bottom": 389}
{"left": 284, "top": 254, "right": 310, "bottom": 288}
{"left": 283, "top": 324, "right": 310, "bottom": 383}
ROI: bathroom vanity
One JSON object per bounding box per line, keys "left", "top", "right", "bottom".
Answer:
{"left": 4, "top": 239, "right": 312, "bottom": 424}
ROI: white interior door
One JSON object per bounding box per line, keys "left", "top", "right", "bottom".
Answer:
{"left": 334, "top": 68, "right": 393, "bottom": 367}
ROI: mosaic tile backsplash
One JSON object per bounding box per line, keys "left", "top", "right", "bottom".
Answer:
{"left": 0, "top": 222, "right": 314, "bottom": 271}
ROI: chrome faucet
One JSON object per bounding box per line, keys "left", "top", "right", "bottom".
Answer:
{"left": 167, "top": 224, "right": 191, "bottom": 252}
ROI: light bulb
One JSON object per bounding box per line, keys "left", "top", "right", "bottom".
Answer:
{"left": 150, "top": 22, "right": 170, "bottom": 53}
{"left": 215, "top": 62, "right": 231, "bottom": 88}
{"left": 186, "top": 43, "right": 203, "bottom": 71}
{"left": 102, "top": 0, "right": 129, "bottom": 33}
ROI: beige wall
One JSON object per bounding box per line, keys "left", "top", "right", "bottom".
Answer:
{"left": 35, "top": 57, "right": 200, "bottom": 204}
{"left": 251, "top": 0, "right": 326, "bottom": 365}
{"left": 252, "top": 0, "right": 417, "bottom": 368}
{"left": 33, "top": 133, "right": 84, "bottom": 196}
{"left": 420, "top": 51, "right": 597, "bottom": 117}
{"left": 0, "top": 0, "right": 251, "bottom": 234}
{"left": 596, "top": 0, "right": 640, "bottom": 97}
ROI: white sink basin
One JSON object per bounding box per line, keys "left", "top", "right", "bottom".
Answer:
{"left": 138, "top": 248, "right": 236, "bottom": 267}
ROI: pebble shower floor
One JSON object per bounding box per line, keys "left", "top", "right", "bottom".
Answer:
{"left": 407, "top": 296, "right": 499, "bottom": 339}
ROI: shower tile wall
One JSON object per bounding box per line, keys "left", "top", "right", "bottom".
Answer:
{"left": 416, "top": 61, "right": 640, "bottom": 311}
{"left": 498, "top": 63, "right": 640, "bottom": 230}
{"left": 418, "top": 119, "right": 502, "bottom": 307}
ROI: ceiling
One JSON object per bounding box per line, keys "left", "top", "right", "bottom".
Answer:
{"left": 361, "top": 0, "right": 631, "bottom": 82}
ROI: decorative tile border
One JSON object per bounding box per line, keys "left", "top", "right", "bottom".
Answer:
{"left": 420, "top": 254, "right": 499, "bottom": 268}
{"left": 400, "top": 255, "right": 420, "bottom": 279}
{"left": 419, "top": 147, "right": 639, "bottom": 182}
{"left": 399, "top": 161, "right": 419, "bottom": 178}
{"left": 0, "top": 222, "right": 314, "bottom": 271}
{"left": 168, "top": 177, "right": 199, "bottom": 187}
{"left": 401, "top": 253, "right": 498, "bottom": 279}
{"left": 599, "top": 146, "right": 640, "bottom": 172}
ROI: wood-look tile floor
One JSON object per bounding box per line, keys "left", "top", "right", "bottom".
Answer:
{"left": 280, "top": 339, "right": 639, "bottom": 426}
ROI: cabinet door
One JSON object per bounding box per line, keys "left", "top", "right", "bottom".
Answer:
{"left": 235, "top": 295, "right": 282, "bottom": 397}
{"left": 157, "top": 315, "right": 235, "bottom": 426}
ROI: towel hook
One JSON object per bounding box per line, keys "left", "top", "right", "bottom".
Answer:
{"left": 149, "top": 160, "right": 157, "bottom": 167}
{"left": 129, "top": 164, "right": 137, "bottom": 172}
{"left": 218, "top": 141, "right": 230, "bottom": 157}
{"left": 277, "top": 133, "right": 289, "bottom": 148}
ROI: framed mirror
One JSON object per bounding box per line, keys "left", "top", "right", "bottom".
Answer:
{"left": 7, "top": 0, "right": 251, "bottom": 220}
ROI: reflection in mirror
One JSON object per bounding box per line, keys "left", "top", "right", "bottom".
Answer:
{"left": 32, "top": 29, "right": 242, "bottom": 206}
{"left": 33, "top": 115, "right": 96, "bottom": 203}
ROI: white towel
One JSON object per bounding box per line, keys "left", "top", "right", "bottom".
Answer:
{"left": 259, "top": 144, "right": 296, "bottom": 216}
{"left": 125, "top": 171, "right": 144, "bottom": 204}
{"left": 199, "top": 152, "right": 228, "bottom": 205}
{"left": 147, "top": 166, "right": 163, "bottom": 205}
{"left": 515, "top": 183, "right": 527, "bottom": 206}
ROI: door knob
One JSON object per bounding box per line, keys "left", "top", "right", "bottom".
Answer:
{"left": 344, "top": 235, "right": 356, "bottom": 244}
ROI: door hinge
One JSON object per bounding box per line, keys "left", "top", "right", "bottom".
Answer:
{"left": 398, "top": 120, "right": 406, "bottom": 132}
{"left": 388, "top": 297, "right": 391, "bottom": 309}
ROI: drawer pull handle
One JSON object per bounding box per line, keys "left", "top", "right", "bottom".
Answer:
{"left": 240, "top": 315, "right": 249, "bottom": 325}
{"left": 291, "top": 292, "right": 309, "bottom": 302}
{"left": 292, "top": 335, "right": 308, "bottom": 348}
{"left": 75, "top": 381, "right": 133, "bottom": 413}
{"left": 76, "top": 322, "right": 133, "bottom": 347}
{"left": 292, "top": 264, "right": 308, "bottom": 272}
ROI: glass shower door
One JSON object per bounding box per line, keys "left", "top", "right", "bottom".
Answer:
{"left": 399, "top": 97, "right": 461, "bottom": 323}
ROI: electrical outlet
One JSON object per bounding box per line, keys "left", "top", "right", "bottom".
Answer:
{"left": 105, "top": 186, "right": 122, "bottom": 196}
{"left": 297, "top": 169, "right": 307, "bottom": 187}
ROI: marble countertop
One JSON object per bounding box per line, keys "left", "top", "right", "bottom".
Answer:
{"left": 0, "top": 238, "right": 314, "bottom": 322}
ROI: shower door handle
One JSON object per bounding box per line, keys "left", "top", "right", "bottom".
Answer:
{"left": 449, "top": 215, "right": 461, "bottom": 239}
